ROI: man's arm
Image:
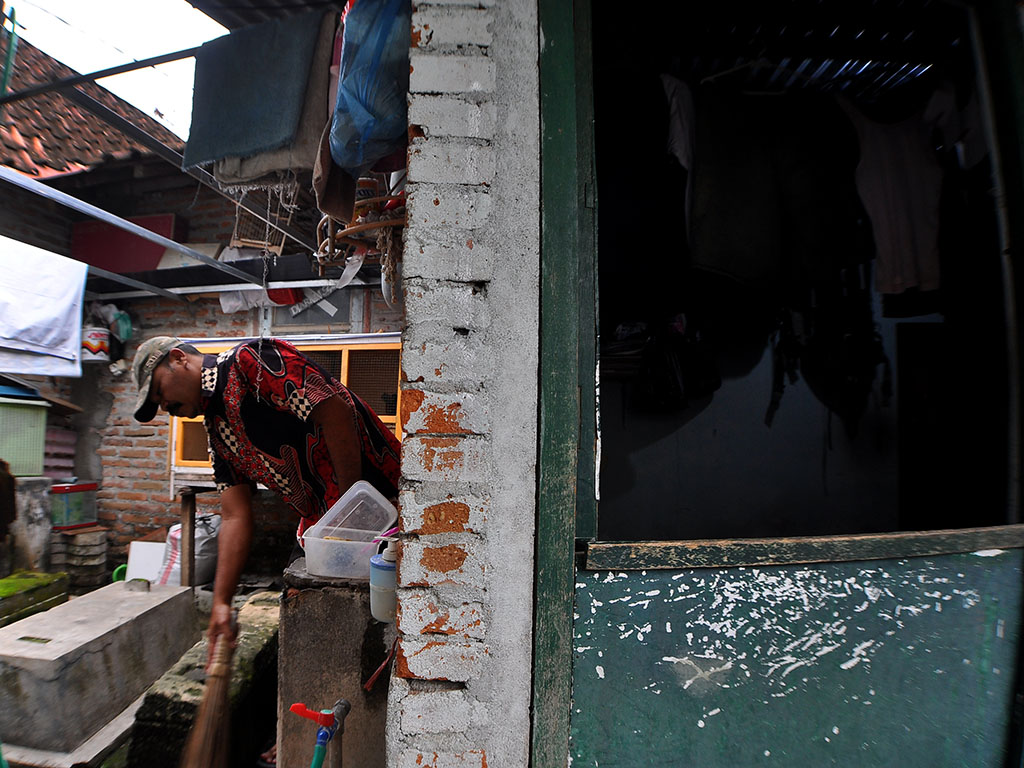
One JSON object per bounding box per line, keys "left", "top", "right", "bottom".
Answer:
{"left": 207, "top": 482, "right": 253, "bottom": 665}
{"left": 311, "top": 394, "right": 362, "bottom": 494}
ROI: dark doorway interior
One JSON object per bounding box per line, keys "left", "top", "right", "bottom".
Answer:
{"left": 594, "top": 1, "right": 1010, "bottom": 541}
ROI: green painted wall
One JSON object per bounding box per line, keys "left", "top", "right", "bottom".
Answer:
{"left": 571, "top": 549, "right": 1022, "bottom": 766}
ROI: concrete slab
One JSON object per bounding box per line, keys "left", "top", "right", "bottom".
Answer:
{"left": 0, "top": 581, "right": 198, "bottom": 752}
{"left": 3, "top": 692, "right": 144, "bottom": 768}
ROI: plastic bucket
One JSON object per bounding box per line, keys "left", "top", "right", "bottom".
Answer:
{"left": 81, "top": 326, "right": 110, "bottom": 362}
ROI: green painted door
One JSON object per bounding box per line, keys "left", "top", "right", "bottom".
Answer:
{"left": 534, "top": 1, "right": 1024, "bottom": 767}
{"left": 571, "top": 548, "right": 1023, "bottom": 765}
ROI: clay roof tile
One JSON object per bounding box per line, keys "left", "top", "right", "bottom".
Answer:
{"left": 7, "top": 124, "right": 26, "bottom": 149}
{"left": 0, "top": 37, "right": 184, "bottom": 175}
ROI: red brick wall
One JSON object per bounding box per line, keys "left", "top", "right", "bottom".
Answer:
{"left": 98, "top": 292, "right": 403, "bottom": 572}
{"left": 97, "top": 295, "right": 301, "bottom": 571}
{"left": 0, "top": 185, "right": 73, "bottom": 255}
{"left": 0, "top": 169, "right": 238, "bottom": 258}
{"left": 130, "top": 182, "right": 237, "bottom": 244}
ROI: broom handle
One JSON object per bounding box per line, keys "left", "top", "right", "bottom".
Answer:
{"left": 208, "top": 636, "right": 233, "bottom": 678}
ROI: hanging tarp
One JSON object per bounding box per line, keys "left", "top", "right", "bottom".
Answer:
{"left": 183, "top": 11, "right": 325, "bottom": 170}
{"left": 329, "top": 0, "right": 411, "bottom": 175}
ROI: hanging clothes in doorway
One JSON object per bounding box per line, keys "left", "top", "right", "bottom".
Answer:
{"left": 687, "top": 90, "right": 872, "bottom": 295}
{"left": 839, "top": 83, "right": 959, "bottom": 295}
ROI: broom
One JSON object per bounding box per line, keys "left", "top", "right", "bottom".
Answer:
{"left": 179, "top": 632, "right": 235, "bottom": 768}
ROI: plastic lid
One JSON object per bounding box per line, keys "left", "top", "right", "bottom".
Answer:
{"left": 50, "top": 482, "right": 99, "bottom": 493}
{"left": 370, "top": 553, "right": 396, "bottom": 571}
{"left": 306, "top": 481, "right": 397, "bottom": 540}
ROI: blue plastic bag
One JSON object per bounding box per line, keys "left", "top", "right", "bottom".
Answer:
{"left": 329, "top": 0, "right": 411, "bottom": 174}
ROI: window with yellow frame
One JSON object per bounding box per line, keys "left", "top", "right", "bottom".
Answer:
{"left": 169, "top": 335, "right": 403, "bottom": 472}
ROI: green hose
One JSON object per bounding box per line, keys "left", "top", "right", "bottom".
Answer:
{"left": 1, "top": 740, "right": 9, "bottom": 768}
{"left": 309, "top": 743, "right": 326, "bottom": 768}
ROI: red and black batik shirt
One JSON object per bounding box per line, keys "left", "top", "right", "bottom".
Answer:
{"left": 200, "top": 339, "right": 400, "bottom": 540}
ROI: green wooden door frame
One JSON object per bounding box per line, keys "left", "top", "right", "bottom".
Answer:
{"left": 531, "top": 0, "right": 1024, "bottom": 765}
{"left": 971, "top": 5, "right": 1024, "bottom": 764}
{"left": 532, "top": 0, "right": 592, "bottom": 763}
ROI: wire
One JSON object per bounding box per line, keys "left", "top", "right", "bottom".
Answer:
{"left": 18, "top": 0, "right": 132, "bottom": 59}
{"left": 15, "top": 0, "right": 197, "bottom": 87}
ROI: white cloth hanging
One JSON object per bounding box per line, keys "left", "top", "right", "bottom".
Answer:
{"left": 0, "top": 236, "right": 88, "bottom": 376}
{"left": 839, "top": 86, "right": 959, "bottom": 295}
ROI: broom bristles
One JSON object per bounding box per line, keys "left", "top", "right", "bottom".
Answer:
{"left": 179, "top": 637, "right": 235, "bottom": 768}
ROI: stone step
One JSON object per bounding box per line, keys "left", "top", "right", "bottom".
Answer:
{"left": 0, "top": 571, "right": 69, "bottom": 627}
{"left": 127, "top": 591, "right": 280, "bottom": 768}
{"left": 0, "top": 581, "right": 198, "bottom": 753}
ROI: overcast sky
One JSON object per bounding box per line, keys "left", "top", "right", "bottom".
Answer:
{"left": 9, "top": 0, "right": 227, "bottom": 138}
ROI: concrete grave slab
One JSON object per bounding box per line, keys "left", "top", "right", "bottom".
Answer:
{"left": 0, "top": 581, "right": 198, "bottom": 752}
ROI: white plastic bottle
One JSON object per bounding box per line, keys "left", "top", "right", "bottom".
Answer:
{"left": 369, "top": 539, "right": 397, "bottom": 622}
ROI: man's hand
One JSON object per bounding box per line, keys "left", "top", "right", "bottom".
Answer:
{"left": 207, "top": 483, "right": 254, "bottom": 669}
{"left": 206, "top": 599, "right": 237, "bottom": 669}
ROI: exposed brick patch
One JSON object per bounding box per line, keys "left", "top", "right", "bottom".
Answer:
{"left": 399, "top": 488, "right": 487, "bottom": 535}
{"left": 395, "top": 638, "right": 486, "bottom": 681}
{"left": 399, "top": 749, "right": 488, "bottom": 768}
{"left": 420, "top": 543, "right": 468, "bottom": 573}
{"left": 403, "top": 435, "right": 488, "bottom": 483}
{"left": 401, "top": 389, "right": 426, "bottom": 429}
{"left": 399, "top": 536, "right": 485, "bottom": 588}
{"left": 402, "top": 390, "right": 488, "bottom": 436}
{"left": 421, "top": 501, "right": 469, "bottom": 533}
{"left": 421, "top": 437, "right": 463, "bottom": 473}
{"left": 398, "top": 591, "right": 485, "bottom": 639}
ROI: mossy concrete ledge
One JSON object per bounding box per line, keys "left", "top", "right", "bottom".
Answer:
{"left": 0, "top": 570, "right": 68, "bottom": 627}
{"left": 127, "top": 591, "right": 280, "bottom": 768}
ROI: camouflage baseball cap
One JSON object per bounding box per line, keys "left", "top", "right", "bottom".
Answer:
{"left": 132, "top": 336, "right": 183, "bottom": 422}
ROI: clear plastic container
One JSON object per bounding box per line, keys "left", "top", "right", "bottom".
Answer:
{"left": 311, "top": 481, "right": 396, "bottom": 536}
{"left": 304, "top": 481, "right": 397, "bottom": 579}
{"left": 304, "top": 527, "right": 380, "bottom": 580}
{"left": 50, "top": 482, "right": 99, "bottom": 529}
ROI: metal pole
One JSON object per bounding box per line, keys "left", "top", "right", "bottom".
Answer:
{"left": 63, "top": 88, "right": 320, "bottom": 253}
{"left": 0, "top": 45, "right": 201, "bottom": 108}
{"left": 328, "top": 699, "right": 350, "bottom": 768}
{"left": 0, "top": 165, "right": 264, "bottom": 286}
{"left": 0, "top": 4, "right": 19, "bottom": 122}
{"left": 87, "top": 265, "right": 185, "bottom": 302}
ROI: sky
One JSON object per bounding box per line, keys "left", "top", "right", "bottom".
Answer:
{"left": 7, "top": 0, "right": 227, "bottom": 138}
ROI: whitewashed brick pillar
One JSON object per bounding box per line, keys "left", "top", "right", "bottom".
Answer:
{"left": 388, "top": 0, "right": 541, "bottom": 765}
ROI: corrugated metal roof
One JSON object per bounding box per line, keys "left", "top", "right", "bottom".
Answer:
{"left": 606, "top": 0, "right": 967, "bottom": 100}
{"left": 185, "top": 0, "right": 339, "bottom": 30}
